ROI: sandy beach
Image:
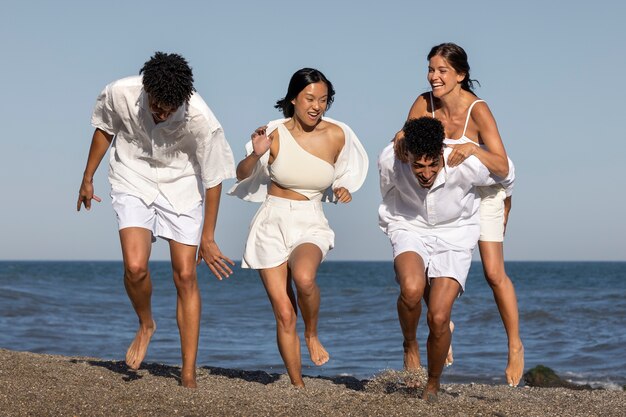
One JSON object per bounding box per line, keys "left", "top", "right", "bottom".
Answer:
{"left": 0, "top": 349, "right": 624, "bottom": 416}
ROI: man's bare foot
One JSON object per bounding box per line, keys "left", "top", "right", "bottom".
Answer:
{"left": 305, "top": 335, "right": 329, "bottom": 366}
{"left": 181, "top": 369, "right": 197, "bottom": 388}
{"left": 445, "top": 321, "right": 454, "bottom": 367}
{"left": 421, "top": 379, "right": 440, "bottom": 403}
{"left": 402, "top": 340, "right": 423, "bottom": 388}
{"left": 505, "top": 344, "right": 524, "bottom": 386}
{"left": 125, "top": 320, "right": 156, "bottom": 370}
{"left": 403, "top": 340, "right": 421, "bottom": 370}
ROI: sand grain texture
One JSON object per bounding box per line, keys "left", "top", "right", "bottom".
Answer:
{"left": 0, "top": 349, "right": 624, "bottom": 416}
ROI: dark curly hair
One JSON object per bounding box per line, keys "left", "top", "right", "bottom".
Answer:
{"left": 140, "top": 52, "right": 195, "bottom": 108}
{"left": 402, "top": 117, "right": 445, "bottom": 160}
{"left": 428, "top": 43, "right": 480, "bottom": 93}
{"left": 275, "top": 68, "right": 335, "bottom": 117}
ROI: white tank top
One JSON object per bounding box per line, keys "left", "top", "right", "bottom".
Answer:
{"left": 269, "top": 123, "right": 335, "bottom": 201}
{"left": 429, "top": 92, "right": 483, "bottom": 146}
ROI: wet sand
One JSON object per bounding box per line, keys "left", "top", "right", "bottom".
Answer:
{"left": 0, "top": 348, "right": 624, "bottom": 416}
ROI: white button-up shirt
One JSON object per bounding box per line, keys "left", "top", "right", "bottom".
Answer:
{"left": 91, "top": 76, "right": 236, "bottom": 214}
{"left": 378, "top": 143, "right": 514, "bottom": 250}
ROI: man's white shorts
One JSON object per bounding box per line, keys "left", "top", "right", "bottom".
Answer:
{"left": 477, "top": 184, "right": 506, "bottom": 242}
{"left": 242, "top": 195, "right": 334, "bottom": 269}
{"left": 111, "top": 191, "right": 203, "bottom": 246}
{"left": 389, "top": 229, "right": 472, "bottom": 293}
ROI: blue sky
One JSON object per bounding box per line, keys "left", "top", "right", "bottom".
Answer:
{"left": 1, "top": 0, "right": 624, "bottom": 261}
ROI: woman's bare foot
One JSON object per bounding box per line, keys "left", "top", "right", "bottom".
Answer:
{"left": 505, "top": 344, "right": 524, "bottom": 386}
{"left": 125, "top": 320, "right": 156, "bottom": 370}
{"left": 305, "top": 335, "right": 329, "bottom": 366}
{"left": 445, "top": 321, "right": 454, "bottom": 367}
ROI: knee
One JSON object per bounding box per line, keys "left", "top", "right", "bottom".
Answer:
{"left": 124, "top": 262, "right": 149, "bottom": 283}
{"left": 399, "top": 285, "right": 423, "bottom": 309}
{"left": 292, "top": 271, "right": 318, "bottom": 297}
{"left": 427, "top": 310, "right": 450, "bottom": 336}
{"left": 173, "top": 267, "right": 198, "bottom": 292}
{"left": 274, "top": 304, "right": 297, "bottom": 331}
{"left": 483, "top": 265, "right": 510, "bottom": 288}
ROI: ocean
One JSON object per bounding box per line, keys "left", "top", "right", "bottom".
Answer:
{"left": 0, "top": 261, "right": 624, "bottom": 389}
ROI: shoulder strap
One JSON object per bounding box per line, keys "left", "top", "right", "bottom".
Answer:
{"left": 462, "top": 99, "right": 485, "bottom": 136}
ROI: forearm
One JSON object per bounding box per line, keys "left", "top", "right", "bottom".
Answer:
{"left": 471, "top": 146, "right": 509, "bottom": 178}
{"left": 83, "top": 129, "right": 113, "bottom": 181}
{"left": 236, "top": 153, "right": 261, "bottom": 181}
{"left": 201, "top": 183, "right": 222, "bottom": 242}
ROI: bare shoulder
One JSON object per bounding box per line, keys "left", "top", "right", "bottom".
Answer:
{"left": 470, "top": 99, "right": 497, "bottom": 124}
{"left": 320, "top": 120, "right": 346, "bottom": 158}
{"left": 408, "top": 93, "right": 431, "bottom": 118}
{"left": 320, "top": 120, "right": 345, "bottom": 141}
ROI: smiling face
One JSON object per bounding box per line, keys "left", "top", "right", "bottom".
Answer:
{"left": 427, "top": 55, "right": 466, "bottom": 98}
{"left": 148, "top": 94, "right": 178, "bottom": 123}
{"left": 409, "top": 152, "right": 444, "bottom": 188}
{"left": 291, "top": 81, "right": 328, "bottom": 126}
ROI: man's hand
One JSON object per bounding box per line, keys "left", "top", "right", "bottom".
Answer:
{"left": 77, "top": 178, "right": 101, "bottom": 211}
{"left": 197, "top": 239, "right": 235, "bottom": 280}
{"left": 334, "top": 187, "right": 352, "bottom": 203}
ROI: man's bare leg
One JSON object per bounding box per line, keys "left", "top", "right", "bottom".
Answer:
{"left": 394, "top": 252, "right": 427, "bottom": 386}
{"left": 120, "top": 228, "right": 156, "bottom": 370}
{"left": 479, "top": 241, "right": 524, "bottom": 386}
{"left": 170, "top": 240, "right": 202, "bottom": 388}
{"left": 260, "top": 264, "right": 305, "bottom": 387}
{"left": 290, "top": 244, "right": 329, "bottom": 366}
{"left": 422, "top": 277, "right": 460, "bottom": 402}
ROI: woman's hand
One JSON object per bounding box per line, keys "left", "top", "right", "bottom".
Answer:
{"left": 393, "top": 130, "right": 409, "bottom": 163}
{"left": 446, "top": 142, "right": 477, "bottom": 167}
{"left": 251, "top": 125, "right": 272, "bottom": 156}
{"left": 334, "top": 187, "right": 352, "bottom": 203}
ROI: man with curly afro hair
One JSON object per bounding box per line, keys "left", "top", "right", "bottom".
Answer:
{"left": 378, "top": 116, "right": 515, "bottom": 401}
{"left": 77, "top": 52, "right": 236, "bottom": 388}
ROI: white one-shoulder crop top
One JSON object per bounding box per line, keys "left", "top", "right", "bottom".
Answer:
{"left": 269, "top": 123, "right": 335, "bottom": 201}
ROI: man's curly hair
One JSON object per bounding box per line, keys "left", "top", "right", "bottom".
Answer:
{"left": 402, "top": 117, "right": 445, "bottom": 160}
{"left": 140, "top": 52, "right": 195, "bottom": 108}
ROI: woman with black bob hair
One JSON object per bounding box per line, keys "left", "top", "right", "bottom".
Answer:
{"left": 229, "top": 67, "right": 368, "bottom": 387}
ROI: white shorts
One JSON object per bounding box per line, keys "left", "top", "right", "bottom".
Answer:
{"left": 242, "top": 195, "right": 334, "bottom": 269}
{"left": 111, "top": 191, "right": 203, "bottom": 246}
{"left": 389, "top": 229, "right": 472, "bottom": 293}
{"left": 477, "top": 184, "right": 506, "bottom": 242}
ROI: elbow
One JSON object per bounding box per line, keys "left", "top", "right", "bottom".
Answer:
{"left": 236, "top": 167, "right": 250, "bottom": 182}
{"left": 495, "top": 158, "right": 510, "bottom": 178}
{"left": 496, "top": 167, "right": 509, "bottom": 178}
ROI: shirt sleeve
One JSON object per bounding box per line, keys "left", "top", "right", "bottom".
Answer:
{"left": 196, "top": 125, "right": 236, "bottom": 189}
{"left": 464, "top": 154, "right": 515, "bottom": 195}
{"left": 499, "top": 157, "right": 515, "bottom": 196}
{"left": 378, "top": 143, "right": 396, "bottom": 199}
{"left": 90, "top": 84, "right": 119, "bottom": 135}
{"left": 321, "top": 118, "right": 369, "bottom": 202}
